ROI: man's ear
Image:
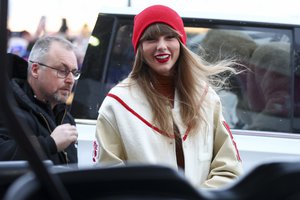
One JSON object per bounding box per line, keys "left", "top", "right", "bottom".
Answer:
{"left": 31, "top": 63, "right": 39, "bottom": 79}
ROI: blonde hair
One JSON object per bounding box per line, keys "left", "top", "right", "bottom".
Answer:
{"left": 130, "top": 24, "right": 238, "bottom": 135}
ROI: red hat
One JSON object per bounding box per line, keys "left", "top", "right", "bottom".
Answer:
{"left": 132, "top": 5, "right": 187, "bottom": 53}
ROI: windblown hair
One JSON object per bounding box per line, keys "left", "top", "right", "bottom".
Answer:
{"left": 130, "top": 24, "right": 237, "bottom": 135}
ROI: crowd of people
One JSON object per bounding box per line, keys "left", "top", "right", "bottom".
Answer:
{"left": 7, "top": 16, "right": 90, "bottom": 69}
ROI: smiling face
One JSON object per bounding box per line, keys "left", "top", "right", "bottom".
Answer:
{"left": 140, "top": 24, "right": 181, "bottom": 77}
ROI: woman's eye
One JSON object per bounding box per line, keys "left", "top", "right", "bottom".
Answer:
{"left": 166, "top": 35, "right": 176, "bottom": 39}
{"left": 143, "top": 35, "right": 153, "bottom": 40}
{"left": 145, "top": 37, "right": 155, "bottom": 41}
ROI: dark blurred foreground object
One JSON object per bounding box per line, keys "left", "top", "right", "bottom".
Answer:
{"left": 3, "top": 165, "right": 203, "bottom": 200}
{"left": 0, "top": 160, "right": 53, "bottom": 199}
{"left": 3, "top": 161, "right": 300, "bottom": 200}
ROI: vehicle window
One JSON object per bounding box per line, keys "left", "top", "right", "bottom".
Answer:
{"left": 105, "top": 24, "right": 134, "bottom": 89}
{"left": 295, "top": 68, "right": 300, "bottom": 132}
{"left": 186, "top": 27, "right": 292, "bottom": 132}
{"left": 71, "top": 15, "right": 117, "bottom": 119}
{"left": 72, "top": 15, "right": 296, "bottom": 134}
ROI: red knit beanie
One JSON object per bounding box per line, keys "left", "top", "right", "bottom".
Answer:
{"left": 132, "top": 5, "right": 187, "bottom": 53}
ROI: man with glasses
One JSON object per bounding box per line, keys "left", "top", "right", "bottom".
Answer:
{"left": 0, "top": 36, "right": 80, "bottom": 165}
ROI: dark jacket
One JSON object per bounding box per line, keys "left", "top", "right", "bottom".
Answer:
{"left": 0, "top": 54, "right": 77, "bottom": 165}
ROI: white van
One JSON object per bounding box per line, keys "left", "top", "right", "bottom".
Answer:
{"left": 72, "top": 7, "right": 300, "bottom": 172}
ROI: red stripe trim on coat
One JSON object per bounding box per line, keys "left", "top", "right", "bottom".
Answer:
{"left": 107, "top": 85, "right": 208, "bottom": 142}
{"left": 107, "top": 93, "right": 173, "bottom": 138}
{"left": 222, "top": 121, "right": 242, "bottom": 161}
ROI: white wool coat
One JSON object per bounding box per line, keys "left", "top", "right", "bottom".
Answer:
{"left": 95, "top": 78, "right": 243, "bottom": 189}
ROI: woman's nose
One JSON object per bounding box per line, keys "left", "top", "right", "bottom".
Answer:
{"left": 156, "top": 38, "right": 167, "bottom": 51}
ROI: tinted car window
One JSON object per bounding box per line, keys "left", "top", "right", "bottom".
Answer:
{"left": 71, "top": 14, "right": 299, "bottom": 135}
{"left": 106, "top": 24, "right": 134, "bottom": 89}
{"left": 186, "top": 27, "right": 292, "bottom": 132}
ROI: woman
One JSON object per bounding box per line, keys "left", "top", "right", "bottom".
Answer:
{"left": 95, "top": 4, "right": 242, "bottom": 189}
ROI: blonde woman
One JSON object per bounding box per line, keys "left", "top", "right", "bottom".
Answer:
{"left": 95, "top": 4, "right": 243, "bottom": 189}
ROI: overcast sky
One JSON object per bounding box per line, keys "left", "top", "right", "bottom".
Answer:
{"left": 8, "top": 0, "right": 300, "bottom": 35}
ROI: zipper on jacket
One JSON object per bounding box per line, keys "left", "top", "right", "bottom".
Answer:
{"left": 61, "top": 109, "right": 70, "bottom": 165}
{"left": 38, "top": 112, "right": 52, "bottom": 133}
{"left": 39, "top": 112, "right": 69, "bottom": 164}
{"left": 60, "top": 108, "right": 67, "bottom": 124}
{"left": 63, "top": 151, "right": 69, "bottom": 166}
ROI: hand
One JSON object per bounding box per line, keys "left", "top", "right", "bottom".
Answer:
{"left": 50, "top": 124, "right": 78, "bottom": 152}
{"left": 34, "top": 16, "right": 46, "bottom": 38}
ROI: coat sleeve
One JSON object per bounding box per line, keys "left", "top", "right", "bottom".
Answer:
{"left": 95, "top": 102, "right": 126, "bottom": 166}
{"left": 0, "top": 108, "right": 56, "bottom": 161}
{"left": 0, "top": 109, "right": 34, "bottom": 161}
{"left": 201, "top": 98, "right": 243, "bottom": 188}
{"left": 0, "top": 128, "right": 24, "bottom": 160}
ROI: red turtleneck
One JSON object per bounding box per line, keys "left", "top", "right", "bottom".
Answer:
{"left": 152, "top": 73, "right": 175, "bottom": 106}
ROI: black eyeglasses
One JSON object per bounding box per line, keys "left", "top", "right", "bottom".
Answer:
{"left": 29, "top": 60, "right": 81, "bottom": 80}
